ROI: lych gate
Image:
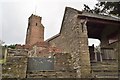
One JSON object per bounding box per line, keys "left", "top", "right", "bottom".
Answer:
{"left": 46, "top": 7, "right": 120, "bottom": 78}
{"left": 79, "top": 14, "right": 120, "bottom": 62}
{"left": 78, "top": 12, "right": 120, "bottom": 78}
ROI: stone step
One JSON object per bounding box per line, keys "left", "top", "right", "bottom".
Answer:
{"left": 91, "top": 65, "right": 118, "bottom": 71}
{"left": 27, "top": 71, "right": 76, "bottom": 78}
{"left": 92, "top": 73, "right": 118, "bottom": 78}
{"left": 92, "top": 70, "right": 118, "bottom": 78}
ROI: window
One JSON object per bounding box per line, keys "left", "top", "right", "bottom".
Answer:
{"left": 28, "top": 22, "right": 30, "bottom": 26}
{"left": 36, "top": 23, "right": 37, "bottom": 26}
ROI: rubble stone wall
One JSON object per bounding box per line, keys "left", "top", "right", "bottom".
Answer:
{"left": 27, "top": 53, "right": 77, "bottom": 78}
{"left": 47, "top": 7, "right": 91, "bottom": 78}
{"left": 54, "top": 53, "right": 73, "bottom": 71}
{"left": 2, "top": 56, "right": 27, "bottom": 78}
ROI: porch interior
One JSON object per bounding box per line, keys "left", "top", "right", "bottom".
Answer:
{"left": 87, "top": 18, "right": 119, "bottom": 78}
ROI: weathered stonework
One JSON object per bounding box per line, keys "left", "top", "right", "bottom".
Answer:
{"left": 2, "top": 49, "right": 76, "bottom": 78}
{"left": 2, "top": 56, "right": 27, "bottom": 78}
{"left": 2, "top": 6, "right": 120, "bottom": 79}
{"left": 26, "top": 14, "right": 44, "bottom": 45}
{"left": 47, "top": 7, "right": 91, "bottom": 78}
{"left": 54, "top": 53, "right": 73, "bottom": 71}
{"left": 46, "top": 7, "right": 120, "bottom": 78}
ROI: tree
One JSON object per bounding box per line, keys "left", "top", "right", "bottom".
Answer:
{"left": 83, "top": 1, "right": 120, "bottom": 17}
{"left": 7, "top": 44, "right": 16, "bottom": 49}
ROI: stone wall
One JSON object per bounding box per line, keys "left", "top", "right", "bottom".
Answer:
{"left": 26, "top": 52, "right": 76, "bottom": 78}
{"left": 27, "top": 53, "right": 76, "bottom": 78}
{"left": 8, "top": 49, "right": 28, "bottom": 56}
{"left": 47, "top": 7, "right": 91, "bottom": 78}
{"left": 2, "top": 56, "right": 27, "bottom": 78}
{"left": 2, "top": 48, "right": 76, "bottom": 78}
{"left": 118, "top": 30, "right": 120, "bottom": 79}
{"left": 54, "top": 53, "right": 73, "bottom": 71}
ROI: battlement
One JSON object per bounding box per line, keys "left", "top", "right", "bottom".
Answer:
{"left": 29, "top": 14, "right": 42, "bottom": 20}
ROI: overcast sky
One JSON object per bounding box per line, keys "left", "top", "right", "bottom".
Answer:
{"left": 0, "top": 0, "right": 100, "bottom": 46}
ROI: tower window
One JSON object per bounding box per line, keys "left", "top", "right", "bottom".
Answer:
{"left": 36, "top": 23, "right": 37, "bottom": 26}
{"left": 28, "top": 23, "right": 30, "bottom": 26}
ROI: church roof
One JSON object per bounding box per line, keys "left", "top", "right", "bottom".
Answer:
{"left": 46, "top": 7, "right": 120, "bottom": 41}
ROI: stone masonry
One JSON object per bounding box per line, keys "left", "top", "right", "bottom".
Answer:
{"left": 47, "top": 7, "right": 91, "bottom": 78}
{"left": 2, "top": 6, "right": 120, "bottom": 79}
{"left": 26, "top": 14, "right": 44, "bottom": 46}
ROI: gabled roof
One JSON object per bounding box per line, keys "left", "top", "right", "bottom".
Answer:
{"left": 79, "top": 12, "right": 120, "bottom": 22}
{"left": 46, "top": 34, "right": 60, "bottom": 42}
{"left": 46, "top": 7, "right": 120, "bottom": 41}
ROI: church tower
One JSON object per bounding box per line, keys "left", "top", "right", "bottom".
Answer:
{"left": 25, "top": 14, "right": 44, "bottom": 45}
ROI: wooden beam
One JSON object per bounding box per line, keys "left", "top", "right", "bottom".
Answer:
{"left": 87, "top": 18, "right": 120, "bottom": 26}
